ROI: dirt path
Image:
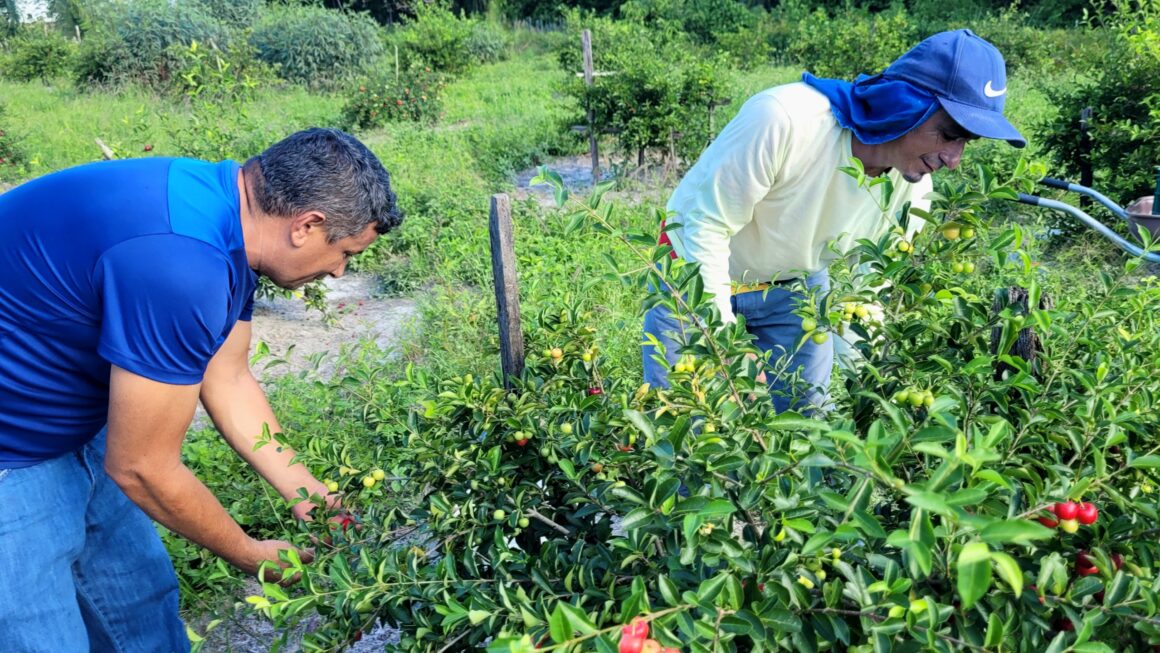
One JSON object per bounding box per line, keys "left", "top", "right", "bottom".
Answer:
{"left": 248, "top": 274, "right": 418, "bottom": 381}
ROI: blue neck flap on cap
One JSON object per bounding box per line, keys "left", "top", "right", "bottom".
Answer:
{"left": 802, "top": 72, "right": 939, "bottom": 145}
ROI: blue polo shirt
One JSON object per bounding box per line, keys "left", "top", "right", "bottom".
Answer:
{"left": 0, "top": 158, "right": 258, "bottom": 468}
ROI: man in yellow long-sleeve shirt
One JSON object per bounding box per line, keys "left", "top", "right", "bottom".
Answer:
{"left": 644, "top": 29, "right": 1025, "bottom": 412}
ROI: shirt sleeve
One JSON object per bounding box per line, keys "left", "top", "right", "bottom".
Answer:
{"left": 95, "top": 235, "right": 233, "bottom": 385}
{"left": 670, "top": 92, "right": 790, "bottom": 322}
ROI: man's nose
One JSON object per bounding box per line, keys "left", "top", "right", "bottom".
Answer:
{"left": 941, "top": 141, "right": 966, "bottom": 170}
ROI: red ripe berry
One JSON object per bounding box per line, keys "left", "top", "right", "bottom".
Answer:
{"left": 1076, "top": 551, "right": 1098, "bottom": 576}
{"left": 1053, "top": 501, "right": 1079, "bottom": 520}
{"left": 1076, "top": 502, "right": 1099, "bottom": 525}
{"left": 615, "top": 444, "right": 633, "bottom": 452}
{"left": 1038, "top": 516, "right": 1059, "bottom": 528}
{"left": 587, "top": 387, "right": 604, "bottom": 396}
{"left": 619, "top": 636, "right": 644, "bottom": 653}
{"left": 1112, "top": 553, "right": 1124, "bottom": 570}
{"left": 143, "top": 144, "right": 153, "bottom": 152}
{"left": 1053, "top": 617, "right": 1074, "bottom": 632}
{"left": 622, "top": 617, "right": 649, "bottom": 640}
{"left": 396, "top": 99, "right": 404, "bottom": 106}
{"left": 516, "top": 438, "right": 529, "bottom": 447}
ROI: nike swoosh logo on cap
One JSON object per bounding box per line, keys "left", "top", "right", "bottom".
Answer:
{"left": 984, "top": 81, "right": 1006, "bottom": 98}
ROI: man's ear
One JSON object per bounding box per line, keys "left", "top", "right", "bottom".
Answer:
{"left": 289, "top": 211, "right": 327, "bottom": 247}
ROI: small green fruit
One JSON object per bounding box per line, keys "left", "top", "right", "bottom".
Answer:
{"left": 493, "top": 509, "right": 506, "bottom": 520}
{"left": 801, "top": 317, "right": 818, "bottom": 333}
{"left": 518, "top": 517, "right": 530, "bottom": 528}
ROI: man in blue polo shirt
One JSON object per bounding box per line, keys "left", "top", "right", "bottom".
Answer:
{"left": 0, "top": 127, "right": 402, "bottom": 652}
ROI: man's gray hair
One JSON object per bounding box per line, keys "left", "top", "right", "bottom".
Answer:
{"left": 245, "top": 128, "right": 402, "bottom": 241}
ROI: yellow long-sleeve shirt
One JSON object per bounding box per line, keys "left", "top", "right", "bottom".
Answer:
{"left": 665, "top": 82, "right": 932, "bottom": 320}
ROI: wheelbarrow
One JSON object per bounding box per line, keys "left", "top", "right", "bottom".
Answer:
{"left": 1016, "top": 177, "right": 1160, "bottom": 263}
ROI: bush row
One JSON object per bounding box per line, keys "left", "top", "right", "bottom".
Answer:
{"left": 1, "top": 0, "right": 507, "bottom": 94}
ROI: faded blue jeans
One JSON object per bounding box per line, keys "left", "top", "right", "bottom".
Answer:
{"left": 642, "top": 269, "right": 833, "bottom": 413}
{"left": 0, "top": 428, "right": 190, "bottom": 653}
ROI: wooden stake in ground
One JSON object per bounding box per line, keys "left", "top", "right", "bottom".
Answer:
{"left": 582, "top": 29, "right": 599, "bottom": 183}
{"left": 489, "top": 193, "right": 524, "bottom": 388}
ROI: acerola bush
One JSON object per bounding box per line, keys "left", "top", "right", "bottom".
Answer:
{"left": 557, "top": 16, "right": 733, "bottom": 166}
{"left": 341, "top": 66, "right": 448, "bottom": 130}
{"left": 250, "top": 163, "right": 1160, "bottom": 651}
{"left": 249, "top": 5, "right": 383, "bottom": 89}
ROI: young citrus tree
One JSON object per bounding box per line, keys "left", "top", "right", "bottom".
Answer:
{"left": 250, "top": 163, "right": 1160, "bottom": 652}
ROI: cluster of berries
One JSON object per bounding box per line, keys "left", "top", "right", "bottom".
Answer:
{"left": 619, "top": 618, "right": 679, "bottom": 653}
{"left": 1038, "top": 500, "right": 1099, "bottom": 533}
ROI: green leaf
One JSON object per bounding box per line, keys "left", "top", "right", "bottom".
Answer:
{"left": 957, "top": 541, "right": 992, "bottom": 609}
{"left": 697, "top": 573, "right": 730, "bottom": 605}
{"left": 802, "top": 531, "right": 834, "bottom": 555}
{"left": 990, "top": 551, "right": 1023, "bottom": 597}
{"left": 619, "top": 508, "right": 654, "bottom": 532}
{"left": 770, "top": 412, "right": 830, "bottom": 432}
{"left": 983, "top": 612, "right": 1004, "bottom": 648}
{"left": 468, "top": 610, "right": 490, "bottom": 625}
{"left": 904, "top": 491, "right": 953, "bottom": 516}
{"left": 1130, "top": 455, "right": 1160, "bottom": 468}
{"left": 623, "top": 409, "right": 656, "bottom": 441}
{"left": 979, "top": 519, "right": 1054, "bottom": 545}
{"left": 557, "top": 602, "right": 597, "bottom": 635}
{"left": 1072, "top": 643, "right": 1114, "bottom": 653}
{"left": 764, "top": 608, "right": 803, "bottom": 633}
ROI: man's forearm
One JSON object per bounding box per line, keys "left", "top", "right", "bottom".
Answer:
{"left": 108, "top": 460, "right": 266, "bottom": 572}
{"left": 201, "top": 370, "right": 332, "bottom": 518}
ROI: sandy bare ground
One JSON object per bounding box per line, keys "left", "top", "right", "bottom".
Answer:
{"left": 248, "top": 274, "right": 418, "bottom": 381}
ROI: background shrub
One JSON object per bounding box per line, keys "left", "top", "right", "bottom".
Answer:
{"left": 342, "top": 65, "right": 448, "bottom": 129}
{"left": 2, "top": 29, "right": 76, "bottom": 83}
{"left": 250, "top": 5, "right": 383, "bottom": 88}
{"left": 387, "top": 2, "right": 477, "bottom": 75}
{"left": 1041, "top": 3, "right": 1160, "bottom": 224}
{"left": 465, "top": 19, "right": 511, "bottom": 65}
{"left": 786, "top": 5, "right": 918, "bottom": 79}
{"left": 86, "top": 0, "right": 229, "bottom": 88}
{"left": 187, "top": 0, "right": 263, "bottom": 30}
{"left": 71, "top": 32, "right": 131, "bottom": 88}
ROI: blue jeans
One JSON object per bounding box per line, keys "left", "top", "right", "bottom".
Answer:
{"left": 0, "top": 429, "right": 190, "bottom": 653}
{"left": 642, "top": 269, "right": 834, "bottom": 413}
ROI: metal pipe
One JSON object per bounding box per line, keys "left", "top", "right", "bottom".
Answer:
{"left": 1024, "top": 195, "right": 1160, "bottom": 263}
{"left": 1038, "top": 179, "right": 1127, "bottom": 220}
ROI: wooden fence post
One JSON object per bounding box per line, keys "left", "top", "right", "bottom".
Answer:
{"left": 1079, "top": 106, "right": 1092, "bottom": 210}
{"left": 582, "top": 29, "right": 599, "bottom": 183}
{"left": 489, "top": 194, "right": 524, "bottom": 388}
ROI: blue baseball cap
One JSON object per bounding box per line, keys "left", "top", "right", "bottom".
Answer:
{"left": 883, "top": 29, "right": 1026, "bottom": 148}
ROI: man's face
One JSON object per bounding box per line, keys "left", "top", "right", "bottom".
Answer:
{"left": 882, "top": 110, "right": 976, "bottom": 183}
{"left": 272, "top": 221, "right": 379, "bottom": 290}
